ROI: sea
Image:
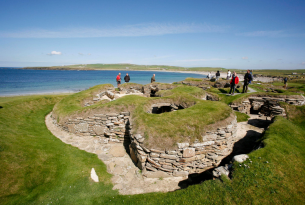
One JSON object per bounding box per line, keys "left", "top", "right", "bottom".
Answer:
{"left": 0, "top": 68, "right": 206, "bottom": 96}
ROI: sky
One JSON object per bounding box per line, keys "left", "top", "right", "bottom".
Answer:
{"left": 0, "top": 0, "right": 305, "bottom": 69}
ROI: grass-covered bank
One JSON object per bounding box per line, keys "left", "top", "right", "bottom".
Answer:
{"left": 0, "top": 96, "right": 118, "bottom": 204}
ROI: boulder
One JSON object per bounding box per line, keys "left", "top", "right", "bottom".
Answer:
{"left": 233, "top": 154, "right": 249, "bottom": 163}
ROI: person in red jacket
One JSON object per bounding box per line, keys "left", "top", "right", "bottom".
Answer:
{"left": 116, "top": 73, "right": 121, "bottom": 87}
{"left": 229, "top": 71, "right": 239, "bottom": 95}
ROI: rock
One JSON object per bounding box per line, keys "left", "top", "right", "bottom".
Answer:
{"left": 143, "top": 171, "right": 172, "bottom": 178}
{"left": 92, "top": 125, "right": 105, "bottom": 135}
{"left": 150, "top": 152, "right": 160, "bottom": 158}
{"left": 75, "top": 123, "right": 88, "bottom": 133}
{"left": 160, "top": 153, "right": 177, "bottom": 160}
{"left": 129, "top": 145, "right": 138, "bottom": 164}
{"left": 212, "top": 166, "right": 229, "bottom": 178}
{"left": 183, "top": 148, "right": 195, "bottom": 158}
{"left": 150, "top": 148, "right": 164, "bottom": 153}
{"left": 177, "top": 142, "right": 189, "bottom": 149}
{"left": 91, "top": 168, "right": 99, "bottom": 182}
{"left": 173, "top": 170, "right": 189, "bottom": 177}
{"left": 134, "top": 134, "right": 144, "bottom": 143}
{"left": 233, "top": 154, "right": 249, "bottom": 163}
{"left": 109, "top": 145, "right": 126, "bottom": 157}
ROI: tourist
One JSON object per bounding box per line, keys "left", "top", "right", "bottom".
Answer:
{"left": 216, "top": 71, "right": 220, "bottom": 81}
{"left": 284, "top": 77, "right": 288, "bottom": 89}
{"left": 227, "top": 70, "right": 231, "bottom": 80}
{"left": 242, "top": 70, "right": 252, "bottom": 93}
{"left": 151, "top": 74, "right": 156, "bottom": 83}
{"left": 249, "top": 70, "right": 253, "bottom": 84}
{"left": 229, "top": 72, "right": 239, "bottom": 95}
{"left": 124, "top": 73, "right": 130, "bottom": 83}
{"left": 116, "top": 73, "right": 121, "bottom": 87}
{"left": 207, "top": 72, "right": 212, "bottom": 79}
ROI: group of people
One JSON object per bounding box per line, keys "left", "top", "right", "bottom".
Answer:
{"left": 228, "top": 70, "right": 253, "bottom": 95}
{"left": 116, "top": 73, "right": 156, "bottom": 87}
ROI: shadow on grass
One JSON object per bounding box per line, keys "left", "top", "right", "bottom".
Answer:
{"left": 0, "top": 106, "right": 3, "bottom": 109}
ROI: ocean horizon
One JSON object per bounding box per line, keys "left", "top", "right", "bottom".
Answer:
{"left": 0, "top": 68, "right": 206, "bottom": 96}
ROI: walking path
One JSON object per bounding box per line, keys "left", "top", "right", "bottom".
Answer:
{"left": 45, "top": 111, "right": 267, "bottom": 194}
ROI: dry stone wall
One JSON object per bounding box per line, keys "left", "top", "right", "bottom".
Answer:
{"left": 53, "top": 110, "right": 238, "bottom": 177}
{"left": 230, "top": 95, "right": 305, "bottom": 117}
{"left": 129, "top": 116, "right": 238, "bottom": 177}
{"left": 53, "top": 112, "right": 131, "bottom": 144}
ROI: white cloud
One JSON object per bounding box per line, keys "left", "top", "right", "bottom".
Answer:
{"left": 242, "top": 56, "right": 248, "bottom": 60}
{"left": 47, "top": 51, "right": 62, "bottom": 55}
{"left": 178, "top": 58, "right": 227, "bottom": 62}
{"left": 0, "top": 23, "right": 228, "bottom": 38}
{"left": 237, "top": 30, "right": 284, "bottom": 37}
{"left": 301, "top": 62, "right": 305, "bottom": 65}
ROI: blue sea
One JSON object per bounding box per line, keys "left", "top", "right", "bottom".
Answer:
{"left": 0, "top": 68, "right": 205, "bottom": 96}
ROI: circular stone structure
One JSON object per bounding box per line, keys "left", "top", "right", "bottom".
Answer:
{"left": 51, "top": 83, "right": 237, "bottom": 177}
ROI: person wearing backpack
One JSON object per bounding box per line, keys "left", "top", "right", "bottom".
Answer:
{"left": 116, "top": 73, "right": 121, "bottom": 87}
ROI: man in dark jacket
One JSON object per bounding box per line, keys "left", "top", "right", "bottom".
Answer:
{"left": 242, "top": 70, "right": 252, "bottom": 93}
{"left": 124, "top": 73, "right": 130, "bottom": 83}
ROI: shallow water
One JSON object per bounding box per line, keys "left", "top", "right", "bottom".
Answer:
{"left": 0, "top": 68, "right": 205, "bottom": 96}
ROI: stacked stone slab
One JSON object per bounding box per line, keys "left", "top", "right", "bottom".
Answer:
{"left": 53, "top": 112, "right": 131, "bottom": 144}
{"left": 230, "top": 95, "right": 305, "bottom": 117}
{"left": 129, "top": 117, "right": 238, "bottom": 177}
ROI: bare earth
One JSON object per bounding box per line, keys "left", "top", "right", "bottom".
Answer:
{"left": 45, "top": 112, "right": 266, "bottom": 195}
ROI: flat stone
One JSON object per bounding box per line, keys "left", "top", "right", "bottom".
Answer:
{"left": 143, "top": 171, "right": 172, "bottom": 178}
{"left": 173, "top": 170, "right": 188, "bottom": 177}
{"left": 92, "top": 125, "right": 105, "bottom": 135}
{"left": 160, "top": 153, "right": 177, "bottom": 160}
{"left": 150, "top": 148, "right": 164, "bottom": 153}
{"left": 109, "top": 145, "right": 126, "bottom": 157}
{"left": 183, "top": 148, "right": 195, "bottom": 158}
{"left": 213, "top": 166, "right": 229, "bottom": 178}
{"left": 75, "top": 123, "right": 88, "bottom": 133}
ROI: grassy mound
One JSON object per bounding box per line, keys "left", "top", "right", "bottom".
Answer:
{"left": 53, "top": 85, "right": 232, "bottom": 149}
{"left": 52, "top": 84, "right": 113, "bottom": 121}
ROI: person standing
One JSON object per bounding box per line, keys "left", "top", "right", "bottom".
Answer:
{"left": 207, "top": 72, "right": 211, "bottom": 79}
{"left": 229, "top": 72, "right": 239, "bottom": 95}
{"left": 284, "top": 77, "right": 288, "bottom": 89}
{"left": 227, "top": 70, "right": 231, "bottom": 80}
{"left": 242, "top": 70, "right": 252, "bottom": 93}
{"left": 116, "top": 73, "right": 121, "bottom": 87}
{"left": 124, "top": 73, "right": 130, "bottom": 83}
{"left": 216, "top": 71, "right": 220, "bottom": 81}
{"left": 249, "top": 70, "right": 253, "bottom": 84}
{"left": 151, "top": 74, "right": 156, "bottom": 83}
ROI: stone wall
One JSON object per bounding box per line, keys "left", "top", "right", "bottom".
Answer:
{"left": 52, "top": 110, "right": 238, "bottom": 177}
{"left": 129, "top": 117, "right": 237, "bottom": 177}
{"left": 230, "top": 95, "right": 305, "bottom": 117}
{"left": 53, "top": 112, "right": 131, "bottom": 144}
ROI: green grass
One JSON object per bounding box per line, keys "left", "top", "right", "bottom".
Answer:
{"left": 235, "top": 111, "right": 250, "bottom": 122}
{"left": 1, "top": 95, "right": 305, "bottom": 204}
{"left": 0, "top": 95, "right": 117, "bottom": 204}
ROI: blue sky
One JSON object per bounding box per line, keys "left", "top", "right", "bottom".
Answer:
{"left": 0, "top": 0, "right": 305, "bottom": 69}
